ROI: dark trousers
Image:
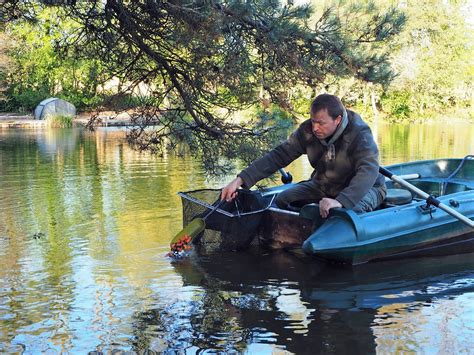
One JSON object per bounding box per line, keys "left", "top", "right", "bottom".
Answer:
{"left": 275, "top": 180, "right": 387, "bottom": 213}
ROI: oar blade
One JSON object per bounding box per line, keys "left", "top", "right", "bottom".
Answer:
{"left": 170, "top": 218, "right": 206, "bottom": 246}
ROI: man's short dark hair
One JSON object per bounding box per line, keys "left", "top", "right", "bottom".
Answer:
{"left": 310, "top": 94, "right": 345, "bottom": 120}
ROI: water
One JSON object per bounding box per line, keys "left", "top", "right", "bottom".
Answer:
{"left": 0, "top": 122, "right": 473, "bottom": 353}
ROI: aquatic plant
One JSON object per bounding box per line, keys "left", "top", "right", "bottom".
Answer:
{"left": 45, "top": 114, "right": 74, "bottom": 128}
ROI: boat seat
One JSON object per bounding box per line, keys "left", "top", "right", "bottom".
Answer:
{"left": 384, "top": 188, "right": 412, "bottom": 205}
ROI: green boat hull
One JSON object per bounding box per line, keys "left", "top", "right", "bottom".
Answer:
{"left": 258, "top": 157, "right": 474, "bottom": 265}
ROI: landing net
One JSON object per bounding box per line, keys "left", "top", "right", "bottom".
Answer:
{"left": 179, "top": 189, "right": 273, "bottom": 253}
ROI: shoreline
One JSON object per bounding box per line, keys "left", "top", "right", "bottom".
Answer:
{"left": 0, "top": 112, "right": 134, "bottom": 128}
{"left": 1, "top": 111, "right": 472, "bottom": 129}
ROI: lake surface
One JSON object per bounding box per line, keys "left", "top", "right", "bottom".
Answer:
{"left": 1, "top": 122, "right": 474, "bottom": 353}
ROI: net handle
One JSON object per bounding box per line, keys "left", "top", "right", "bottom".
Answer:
{"left": 178, "top": 192, "right": 234, "bottom": 217}
{"left": 178, "top": 192, "right": 276, "bottom": 218}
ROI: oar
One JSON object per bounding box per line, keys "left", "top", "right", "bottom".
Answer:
{"left": 170, "top": 199, "right": 225, "bottom": 247}
{"left": 379, "top": 166, "right": 474, "bottom": 228}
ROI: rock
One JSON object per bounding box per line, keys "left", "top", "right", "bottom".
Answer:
{"left": 34, "top": 98, "right": 76, "bottom": 120}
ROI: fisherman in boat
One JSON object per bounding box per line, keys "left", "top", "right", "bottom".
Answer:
{"left": 221, "top": 93, "right": 387, "bottom": 218}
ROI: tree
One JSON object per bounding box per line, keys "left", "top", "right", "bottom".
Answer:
{"left": 382, "top": 0, "right": 473, "bottom": 120}
{"left": 0, "top": 5, "right": 107, "bottom": 111}
{"left": 1, "top": 0, "right": 405, "bottom": 174}
{"left": 0, "top": 31, "right": 12, "bottom": 103}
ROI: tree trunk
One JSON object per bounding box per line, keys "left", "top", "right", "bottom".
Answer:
{"left": 371, "top": 90, "right": 378, "bottom": 121}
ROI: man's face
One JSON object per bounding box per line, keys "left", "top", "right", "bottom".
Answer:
{"left": 310, "top": 109, "right": 342, "bottom": 140}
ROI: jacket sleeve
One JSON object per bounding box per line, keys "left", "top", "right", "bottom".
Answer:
{"left": 335, "top": 129, "right": 380, "bottom": 208}
{"left": 237, "top": 124, "right": 307, "bottom": 188}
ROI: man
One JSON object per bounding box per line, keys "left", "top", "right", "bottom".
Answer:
{"left": 221, "top": 93, "right": 387, "bottom": 218}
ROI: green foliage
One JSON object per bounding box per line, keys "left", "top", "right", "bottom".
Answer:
{"left": 60, "top": 92, "right": 103, "bottom": 110}
{"left": 1, "top": 6, "right": 107, "bottom": 111}
{"left": 216, "top": 106, "right": 295, "bottom": 175}
{"left": 236, "top": 106, "right": 295, "bottom": 165}
{"left": 317, "top": 0, "right": 473, "bottom": 123}
{"left": 1, "top": 0, "right": 470, "bottom": 171}
{"left": 1, "top": 1, "right": 405, "bottom": 174}
{"left": 45, "top": 114, "right": 73, "bottom": 128}
{"left": 4, "top": 87, "right": 49, "bottom": 112}
{"left": 380, "top": 91, "right": 412, "bottom": 122}
{"left": 348, "top": 100, "right": 374, "bottom": 121}
{"left": 380, "top": 0, "right": 473, "bottom": 120}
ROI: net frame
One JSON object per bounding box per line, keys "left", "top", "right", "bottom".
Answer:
{"left": 179, "top": 188, "right": 275, "bottom": 253}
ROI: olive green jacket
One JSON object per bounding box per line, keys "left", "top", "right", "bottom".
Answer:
{"left": 238, "top": 110, "right": 385, "bottom": 209}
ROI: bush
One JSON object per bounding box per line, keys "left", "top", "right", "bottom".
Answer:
{"left": 10, "top": 88, "right": 50, "bottom": 113}
{"left": 60, "top": 92, "right": 103, "bottom": 110}
{"left": 349, "top": 101, "right": 376, "bottom": 122}
{"left": 380, "top": 91, "right": 412, "bottom": 122}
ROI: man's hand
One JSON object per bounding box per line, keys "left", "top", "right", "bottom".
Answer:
{"left": 221, "top": 176, "right": 244, "bottom": 202}
{"left": 319, "top": 197, "right": 342, "bottom": 218}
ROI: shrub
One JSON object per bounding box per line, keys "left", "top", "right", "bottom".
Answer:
{"left": 10, "top": 88, "right": 50, "bottom": 113}
{"left": 380, "top": 91, "right": 412, "bottom": 122}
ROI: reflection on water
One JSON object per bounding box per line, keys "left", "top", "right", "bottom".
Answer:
{"left": 0, "top": 122, "right": 473, "bottom": 352}
{"left": 169, "top": 251, "right": 474, "bottom": 353}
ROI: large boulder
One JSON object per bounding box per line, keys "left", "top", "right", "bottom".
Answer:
{"left": 34, "top": 98, "right": 76, "bottom": 120}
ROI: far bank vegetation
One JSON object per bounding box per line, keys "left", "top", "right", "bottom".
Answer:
{"left": 0, "top": 1, "right": 472, "bottom": 173}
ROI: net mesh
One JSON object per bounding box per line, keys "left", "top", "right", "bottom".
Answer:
{"left": 179, "top": 189, "right": 271, "bottom": 253}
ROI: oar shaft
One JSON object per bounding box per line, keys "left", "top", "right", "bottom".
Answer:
{"left": 278, "top": 168, "right": 288, "bottom": 179}
{"left": 380, "top": 166, "right": 474, "bottom": 228}
{"left": 390, "top": 174, "right": 430, "bottom": 199}
{"left": 437, "top": 202, "right": 474, "bottom": 228}
{"left": 384, "top": 173, "right": 419, "bottom": 181}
